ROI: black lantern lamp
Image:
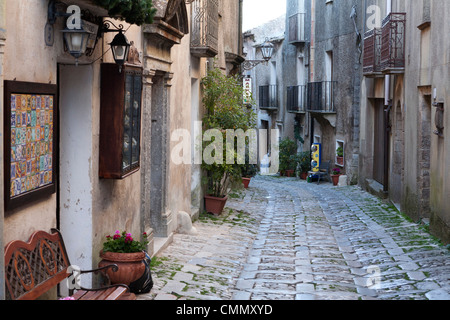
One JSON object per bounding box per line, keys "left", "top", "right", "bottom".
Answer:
{"left": 101, "top": 21, "right": 131, "bottom": 72}
{"left": 61, "top": 27, "right": 90, "bottom": 65}
{"left": 242, "top": 38, "right": 275, "bottom": 71}
{"left": 47, "top": 1, "right": 131, "bottom": 69}
{"left": 109, "top": 30, "right": 131, "bottom": 72}
{"left": 47, "top": 0, "right": 91, "bottom": 65}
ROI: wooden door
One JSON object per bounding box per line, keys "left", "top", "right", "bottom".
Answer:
{"left": 373, "top": 99, "right": 386, "bottom": 186}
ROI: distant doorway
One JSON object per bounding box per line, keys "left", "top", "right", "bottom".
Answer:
{"left": 418, "top": 89, "right": 432, "bottom": 218}
{"left": 373, "top": 99, "right": 387, "bottom": 187}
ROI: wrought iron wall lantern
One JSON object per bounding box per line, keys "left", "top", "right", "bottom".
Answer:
{"left": 242, "top": 38, "right": 275, "bottom": 71}
{"left": 46, "top": 0, "right": 130, "bottom": 70}
{"left": 99, "top": 21, "right": 131, "bottom": 72}
{"left": 47, "top": 0, "right": 90, "bottom": 65}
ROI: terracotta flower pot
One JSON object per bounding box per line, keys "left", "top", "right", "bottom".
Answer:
{"left": 99, "top": 251, "right": 146, "bottom": 285}
{"left": 285, "top": 170, "right": 294, "bottom": 177}
{"left": 204, "top": 195, "right": 228, "bottom": 216}
{"left": 300, "top": 172, "right": 308, "bottom": 180}
{"left": 242, "top": 177, "right": 251, "bottom": 188}
{"left": 331, "top": 174, "right": 340, "bottom": 186}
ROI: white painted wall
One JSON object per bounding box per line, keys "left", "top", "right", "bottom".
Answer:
{"left": 59, "top": 64, "right": 94, "bottom": 287}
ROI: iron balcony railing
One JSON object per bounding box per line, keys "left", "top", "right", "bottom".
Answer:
{"left": 380, "top": 12, "right": 406, "bottom": 73}
{"left": 259, "top": 85, "right": 279, "bottom": 110}
{"left": 363, "top": 13, "right": 406, "bottom": 76}
{"left": 190, "top": 0, "right": 219, "bottom": 57}
{"left": 287, "top": 85, "right": 306, "bottom": 113}
{"left": 288, "top": 13, "right": 306, "bottom": 44}
{"left": 363, "top": 28, "right": 383, "bottom": 76}
{"left": 306, "top": 81, "right": 337, "bottom": 113}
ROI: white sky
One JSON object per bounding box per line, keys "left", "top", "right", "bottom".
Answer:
{"left": 243, "top": 0, "right": 286, "bottom": 31}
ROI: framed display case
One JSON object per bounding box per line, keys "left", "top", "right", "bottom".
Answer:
{"left": 4, "top": 81, "right": 58, "bottom": 211}
{"left": 99, "top": 63, "right": 143, "bottom": 179}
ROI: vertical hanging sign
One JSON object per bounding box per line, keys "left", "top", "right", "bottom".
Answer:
{"left": 243, "top": 77, "right": 252, "bottom": 105}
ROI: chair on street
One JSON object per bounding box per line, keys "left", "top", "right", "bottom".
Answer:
{"left": 317, "top": 160, "right": 331, "bottom": 185}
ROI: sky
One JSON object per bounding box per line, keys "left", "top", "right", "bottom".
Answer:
{"left": 242, "top": 0, "right": 286, "bottom": 31}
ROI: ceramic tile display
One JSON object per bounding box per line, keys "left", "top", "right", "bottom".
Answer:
{"left": 4, "top": 81, "right": 57, "bottom": 210}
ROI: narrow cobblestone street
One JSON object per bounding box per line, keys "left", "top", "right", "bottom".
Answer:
{"left": 139, "top": 175, "right": 450, "bottom": 301}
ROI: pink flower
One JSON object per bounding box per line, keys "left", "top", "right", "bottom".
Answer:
{"left": 124, "top": 234, "right": 133, "bottom": 243}
{"left": 59, "top": 296, "right": 75, "bottom": 300}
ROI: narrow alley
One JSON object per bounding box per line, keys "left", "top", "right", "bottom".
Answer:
{"left": 141, "top": 175, "right": 450, "bottom": 301}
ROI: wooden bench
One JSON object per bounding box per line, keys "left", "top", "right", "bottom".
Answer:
{"left": 4, "top": 228, "right": 136, "bottom": 300}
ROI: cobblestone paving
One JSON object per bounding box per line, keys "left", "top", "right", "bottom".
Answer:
{"left": 138, "top": 175, "right": 450, "bottom": 301}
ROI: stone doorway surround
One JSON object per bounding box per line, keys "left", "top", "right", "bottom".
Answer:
{"left": 140, "top": 0, "right": 188, "bottom": 257}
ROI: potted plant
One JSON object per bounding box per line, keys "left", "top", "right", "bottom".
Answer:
{"left": 201, "top": 66, "right": 257, "bottom": 215}
{"left": 279, "top": 137, "right": 297, "bottom": 177}
{"left": 336, "top": 146, "right": 344, "bottom": 166}
{"left": 331, "top": 167, "right": 342, "bottom": 186}
{"left": 293, "top": 151, "right": 311, "bottom": 180}
{"left": 241, "top": 162, "right": 258, "bottom": 188}
{"left": 98, "top": 230, "right": 149, "bottom": 285}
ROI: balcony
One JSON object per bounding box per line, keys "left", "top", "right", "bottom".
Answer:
{"left": 363, "top": 13, "right": 406, "bottom": 76}
{"left": 259, "top": 85, "right": 279, "bottom": 111}
{"left": 190, "top": 0, "right": 219, "bottom": 58}
{"left": 306, "top": 81, "right": 336, "bottom": 113}
{"left": 287, "top": 85, "right": 306, "bottom": 113}
{"left": 380, "top": 13, "right": 406, "bottom": 74}
{"left": 363, "top": 28, "right": 383, "bottom": 77}
{"left": 288, "top": 13, "right": 306, "bottom": 44}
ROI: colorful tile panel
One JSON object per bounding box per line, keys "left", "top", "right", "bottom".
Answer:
{"left": 9, "top": 94, "right": 54, "bottom": 197}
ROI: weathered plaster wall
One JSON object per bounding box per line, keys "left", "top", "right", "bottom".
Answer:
{"left": 91, "top": 24, "right": 144, "bottom": 268}
{"left": 2, "top": 0, "right": 145, "bottom": 276}
{"left": 3, "top": 0, "right": 58, "bottom": 244}
{"left": 168, "top": 30, "right": 193, "bottom": 223}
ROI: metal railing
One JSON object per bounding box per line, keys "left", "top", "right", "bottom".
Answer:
{"left": 306, "top": 81, "right": 337, "bottom": 113}
{"left": 287, "top": 85, "right": 306, "bottom": 113}
{"left": 363, "top": 13, "right": 406, "bottom": 76}
{"left": 190, "top": 0, "right": 219, "bottom": 57}
{"left": 381, "top": 12, "right": 406, "bottom": 73}
{"left": 363, "top": 28, "right": 383, "bottom": 76}
{"left": 259, "top": 85, "right": 279, "bottom": 110}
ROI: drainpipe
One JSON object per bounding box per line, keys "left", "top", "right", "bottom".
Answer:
{"left": 383, "top": 0, "right": 392, "bottom": 193}
{"left": 385, "top": 0, "right": 392, "bottom": 107}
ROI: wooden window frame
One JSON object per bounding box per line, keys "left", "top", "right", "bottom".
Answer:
{"left": 4, "top": 81, "right": 58, "bottom": 211}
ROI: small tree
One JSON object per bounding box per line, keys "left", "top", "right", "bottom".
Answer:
{"left": 279, "top": 137, "right": 297, "bottom": 173}
{"left": 93, "top": 0, "right": 157, "bottom": 25}
{"left": 201, "top": 66, "right": 257, "bottom": 197}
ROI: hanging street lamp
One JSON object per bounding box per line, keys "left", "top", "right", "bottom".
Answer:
{"left": 242, "top": 38, "right": 275, "bottom": 71}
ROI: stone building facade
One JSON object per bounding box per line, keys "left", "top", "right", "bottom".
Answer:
{"left": 245, "top": 0, "right": 363, "bottom": 183}
{"left": 0, "top": 0, "right": 244, "bottom": 299}
{"left": 305, "top": 0, "right": 363, "bottom": 184}
{"left": 360, "top": 0, "right": 450, "bottom": 243}
{"left": 243, "top": 15, "right": 287, "bottom": 158}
